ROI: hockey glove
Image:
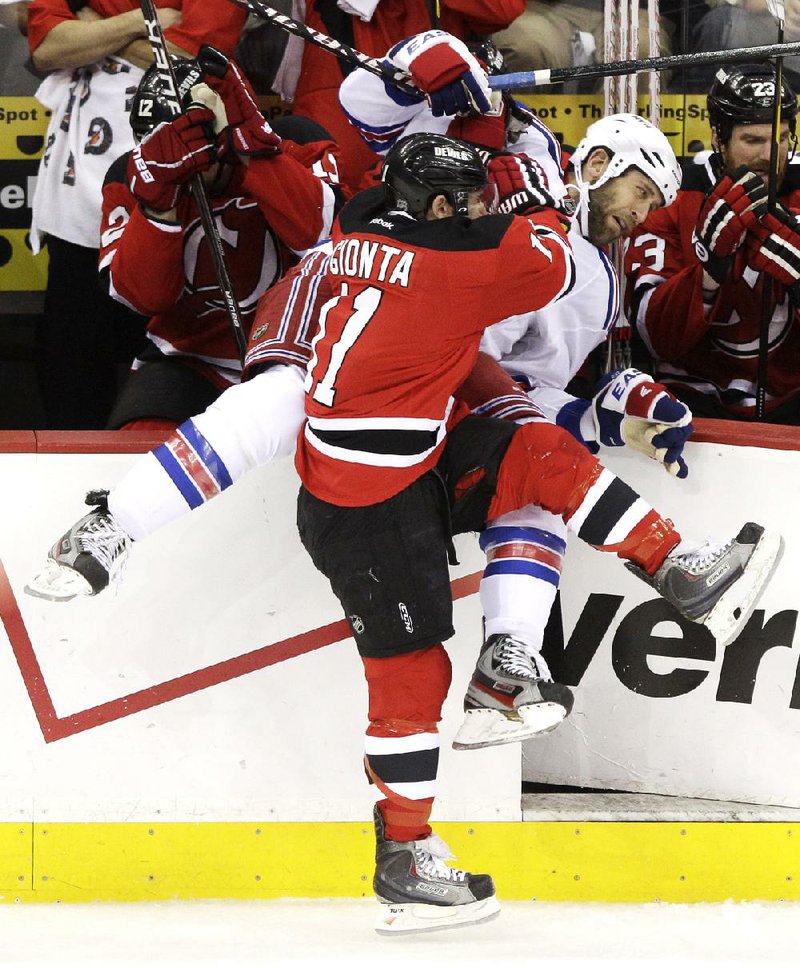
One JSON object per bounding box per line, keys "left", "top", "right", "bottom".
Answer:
{"left": 692, "top": 165, "right": 768, "bottom": 284}
{"left": 743, "top": 205, "right": 800, "bottom": 288}
{"left": 127, "top": 108, "right": 217, "bottom": 212}
{"left": 586, "top": 368, "right": 694, "bottom": 478}
{"left": 488, "top": 153, "right": 558, "bottom": 216}
{"left": 204, "top": 56, "right": 282, "bottom": 158}
{"left": 385, "top": 31, "right": 493, "bottom": 117}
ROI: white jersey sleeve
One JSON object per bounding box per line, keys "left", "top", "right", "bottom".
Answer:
{"left": 480, "top": 222, "right": 620, "bottom": 437}
{"left": 339, "top": 66, "right": 568, "bottom": 208}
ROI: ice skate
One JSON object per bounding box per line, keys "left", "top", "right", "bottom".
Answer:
{"left": 25, "top": 491, "right": 132, "bottom": 602}
{"left": 626, "top": 522, "right": 783, "bottom": 647}
{"left": 452, "top": 634, "right": 574, "bottom": 751}
{"left": 372, "top": 806, "right": 500, "bottom": 935}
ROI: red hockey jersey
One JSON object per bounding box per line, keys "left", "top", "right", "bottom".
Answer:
{"left": 99, "top": 142, "right": 338, "bottom": 386}
{"left": 626, "top": 154, "right": 800, "bottom": 416}
{"left": 296, "top": 186, "right": 575, "bottom": 507}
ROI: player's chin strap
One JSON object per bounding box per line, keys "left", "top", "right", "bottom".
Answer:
{"left": 569, "top": 161, "right": 605, "bottom": 236}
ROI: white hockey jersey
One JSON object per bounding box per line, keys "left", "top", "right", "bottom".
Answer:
{"left": 339, "top": 67, "right": 619, "bottom": 432}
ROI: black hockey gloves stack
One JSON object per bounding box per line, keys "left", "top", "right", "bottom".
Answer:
{"left": 743, "top": 204, "right": 800, "bottom": 291}
{"left": 692, "top": 165, "right": 767, "bottom": 284}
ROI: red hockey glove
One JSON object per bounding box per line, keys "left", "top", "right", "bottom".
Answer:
{"left": 386, "top": 31, "right": 493, "bottom": 117}
{"left": 488, "top": 152, "right": 558, "bottom": 216}
{"left": 127, "top": 107, "right": 216, "bottom": 212}
{"left": 743, "top": 205, "right": 800, "bottom": 287}
{"left": 692, "top": 165, "right": 768, "bottom": 284}
{"left": 205, "top": 58, "right": 282, "bottom": 158}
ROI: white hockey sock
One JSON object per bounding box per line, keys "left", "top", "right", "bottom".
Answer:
{"left": 109, "top": 365, "right": 306, "bottom": 541}
{"left": 480, "top": 508, "right": 566, "bottom": 655}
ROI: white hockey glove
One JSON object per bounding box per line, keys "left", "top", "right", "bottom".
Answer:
{"left": 582, "top": 368, "right": 694, "bottom": 478}
{"left": 385, "top": 30, "right": 493, "bottom": 117}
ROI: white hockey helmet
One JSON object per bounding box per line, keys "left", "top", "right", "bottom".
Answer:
{"left": 570, "top": 113, "right": 681, "bottom": 232}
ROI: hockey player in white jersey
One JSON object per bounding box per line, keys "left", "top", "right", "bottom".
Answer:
{"left": 338, "top": 32, "right": 693, "bottom": 747}
{"left": 32, "top": 37, "right": 700, "bottom": 753}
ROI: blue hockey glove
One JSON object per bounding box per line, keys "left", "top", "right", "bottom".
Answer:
{"left": 385, "top": 30, "right": 493, "bottom": 116}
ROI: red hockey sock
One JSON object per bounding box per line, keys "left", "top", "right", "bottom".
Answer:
{"left": 362, "top": 644, "right": 451, "bottom": 842}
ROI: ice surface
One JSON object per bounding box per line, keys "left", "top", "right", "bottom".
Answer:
{"left": 1, "top": 897, "right": 798, "bottom": 967}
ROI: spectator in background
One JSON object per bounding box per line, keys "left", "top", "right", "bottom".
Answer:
{"left": 626, "top": 63, "right": 800, "bottom": 422}
{"left": 687, "top": 0, "right": 800, "bottom": 91}
{"left": 491, "top": 0, "right": 674, "bottom": 91}
{"left": 239, "top": 0, "right": 525, "bottom": 193}
{"left": 26, "top": 0, "right": 245, "bottom": 429}
{"left": 0, "top": 0, "right": 40, "bottom": 94}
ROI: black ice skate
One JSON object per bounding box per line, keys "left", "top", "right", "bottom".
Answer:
{"left": 452, "top": 634, "right": 574, "bottom": 751}
{"left": 25, "top": 490, "right": 132, "bottom": 602}
{"left": 626, "top": 522, "right": 783, "bottom": 647}
{"left": 373, "top": 806, "right": 500, "bottom": 934}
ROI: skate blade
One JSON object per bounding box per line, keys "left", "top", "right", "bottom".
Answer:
{"left": 375, "top": 895, "right": 501, "bottom": 935}
{"left": 23, "top": 559, "right": 92, "bottom": 603}
{"left": 704, "top": 529, "right": 784, "bottom": 647}
{"left": 452, "top": 702, "right": 568, "bottom": 751}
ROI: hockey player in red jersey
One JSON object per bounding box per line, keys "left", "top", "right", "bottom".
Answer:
{"left": 626, "top": 63, "right": 800, "bottom": 421}
{"left": 26, "top": 133, "right": 783, "bottom": 931}
{"left": 99, "top": 50, "right": 342, "bottom": 431}
{"left": 294, "top": 133, "right": 781, "bottom": 933}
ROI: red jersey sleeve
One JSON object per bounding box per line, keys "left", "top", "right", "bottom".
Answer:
{"left": 488, "top": 209, "right": 575, "bottom": 321}
{"left": 27, "top": 0, "right": 75, "bottom": 54}
{"left": 242, "top": 140, "right": 342, "bottom": 254}
{"left": 99, "top": 157, "right": 185, "bottom": 315}
{"left": 625, "top": 195, "right": 715, "bottom": 360}
{"left": 163, "top": 0, "right": 245, "bottom": 57}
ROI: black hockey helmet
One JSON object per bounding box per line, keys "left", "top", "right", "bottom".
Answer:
{"left": 467, "top": 37, "right": 505, "bottom": 76}
{"left": 382, "top": 132, "right": 490, "bottom": 218}
{"left": 129, "top": 56, "right": 206, "bottom": 139}
{"left": 708, "top": 62, "right": 798, "bottom": 143}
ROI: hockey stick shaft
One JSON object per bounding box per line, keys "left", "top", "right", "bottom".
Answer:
{"left": 139, "top": 0, "right": 248, "bottom": 364}
{"left": 493, "top": 39, "right": 800, "bottom": 90}
{"left": 228, "top": 0, "right": 800, "bottom": 94}
{"left": 756, "top": 10, "right": 785, "bottom": 419}
{"left": 227, "top": 0, "right": 421, "bottom": 96}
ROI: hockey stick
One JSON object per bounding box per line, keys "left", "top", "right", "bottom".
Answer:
{"left": 227, "top": 0, "right": 421, "bottom": 97}
{"left": 756, "top": 0, "right": 787, "bottom": 419}
{"left": 491, "top": 39, "right": 800, "bottom": 91}
{"left": 228, "top": 0, "right": 800, "bottom": 94}
{"left": 139, "top": 0, "right": 248, "bottom": 364}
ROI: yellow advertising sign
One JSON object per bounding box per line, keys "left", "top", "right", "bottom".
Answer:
{"left": 518, "top": 93, "right": 711, "bottom": 157}
{"left": 0, "top": 97, "right": 50, "bottom": 293}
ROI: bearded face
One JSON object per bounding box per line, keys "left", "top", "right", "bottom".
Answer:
{"left": 585, "top": 168, "right": 663, "bottom": 247}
